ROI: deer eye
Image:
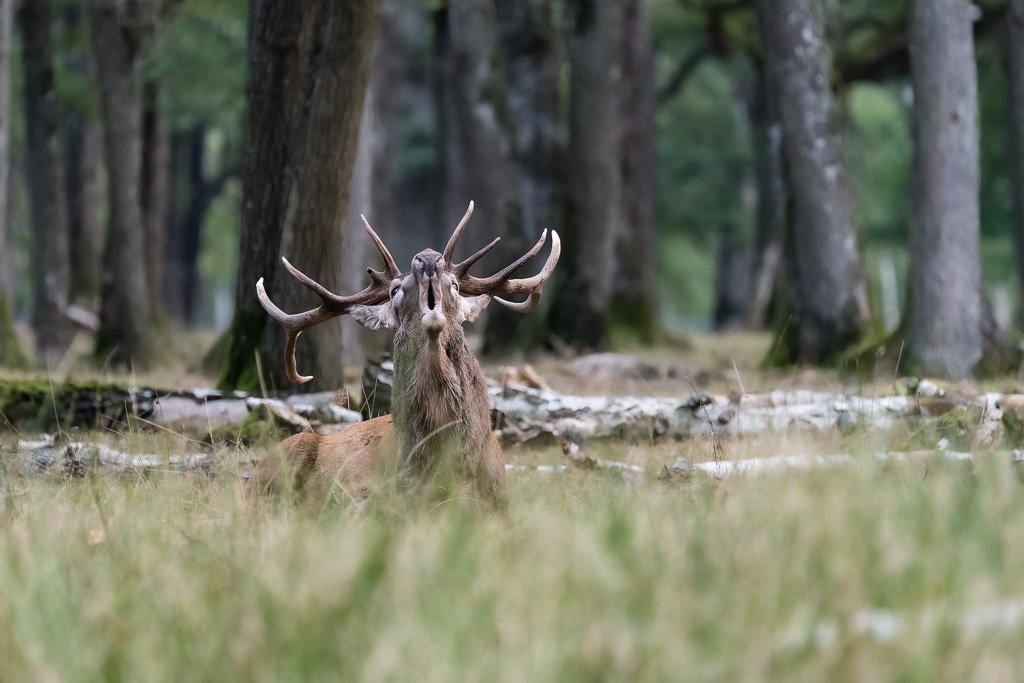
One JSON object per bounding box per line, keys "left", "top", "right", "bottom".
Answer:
{"left": 390, "top": 284, "right": 401, "bottom": 299}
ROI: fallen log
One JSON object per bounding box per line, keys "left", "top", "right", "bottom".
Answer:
{"left": 0, "top": 377, "right": 1017, "bottom": 452}
{"left": 489, "top": 382, "right": 1006, "bottom": 447}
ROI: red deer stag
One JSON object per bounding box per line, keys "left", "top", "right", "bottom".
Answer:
{"left": 252, "top": 202, "right": 559, "bottom": 507}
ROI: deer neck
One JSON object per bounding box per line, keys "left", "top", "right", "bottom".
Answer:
{"left": 391, "top": 326, "right": 487, "bottom": 473}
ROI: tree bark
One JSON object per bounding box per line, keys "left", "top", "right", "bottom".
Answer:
{"left": 0, "top": 0, "right": 21, "bottom": 368}
{"left": 141, "top": 77, "right": 170, "bottom": 322}
{"left": 62, "top": 5, "right": 100, "bottom": 303}
{"left": 746, "top": 60, "right": 786, "bottom": 330}
{"left": 19, "top": 0, "right": 73, "bottom": 363}
{"left": 482, "top": 0, "right": 564, "bottom": 354}
{"left": 343, "top": 1, "right": 401, "bottom": 367}
{"left": 219, "top": 0, "right": 381, "bottom": 392}
{"left": 87, "top": 0, "right": 152, "bottom": 367}
{"left": 907, "top": 0, "right": 981, "bottom": 379}
{"left": 1007, "top": 0, "right": 1024, "bottom": 323}
{"left": 755, "top": 0, "right": 868, "bottom": 364}
{"left": 549, "top": 0, "right": 624, "bottom": 350}
{"left": 610, "top": 0, "right": 658, "bottom": 342}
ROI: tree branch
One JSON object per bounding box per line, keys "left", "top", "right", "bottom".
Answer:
{"left": 657, "top": 44, "right": 714, "bottom": 105}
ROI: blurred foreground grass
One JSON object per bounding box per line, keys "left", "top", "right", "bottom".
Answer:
{"left": 2, "top": 445, "right": 1024, "bottom": 682}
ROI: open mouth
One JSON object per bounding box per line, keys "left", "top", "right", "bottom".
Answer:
{"left": 427, "top": 281, "right": 436, "bottom": 311}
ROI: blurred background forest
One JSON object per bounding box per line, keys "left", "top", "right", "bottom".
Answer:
{"left": 0, "top": 0, "right": 1020, "bottom": 392}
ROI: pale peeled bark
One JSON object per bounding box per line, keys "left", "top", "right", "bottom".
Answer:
{"left": 755, "top": 0, "right": 868, "bottom": 362}
{"left": 907, "top": 0, "right": 981, "bottom": 379}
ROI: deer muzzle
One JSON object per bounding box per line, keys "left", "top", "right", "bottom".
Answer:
{"left": 419, "top": 276, "right": 444, "bottom": 334}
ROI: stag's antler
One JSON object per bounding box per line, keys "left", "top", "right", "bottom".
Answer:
{"left": 256, "top": 216, "right": 401, "bottom": 384}
{"left": 444, "top": 201, "right": 561, "bottom": 313}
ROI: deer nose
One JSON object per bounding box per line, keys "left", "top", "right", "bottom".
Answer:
{"left": 419, "top": 254, "right": 442, "bottom": 279}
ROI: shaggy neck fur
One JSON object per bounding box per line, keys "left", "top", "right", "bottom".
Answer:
{"left": 391, "top": 320, "right": 491, "bottom": 480}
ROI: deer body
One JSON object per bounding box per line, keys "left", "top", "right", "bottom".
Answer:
{"left": 252, "top": 203, "right": 557, "bottom": 507}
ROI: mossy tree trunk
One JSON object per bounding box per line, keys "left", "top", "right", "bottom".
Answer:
{"left": 610, "top": 0, "right": 659, "bottom": 344}
{"left": 906, "top": 0, "right": 981, "bottom": 379}
{"left": 218, "top": 0, "right": 380, "bottom": 393}
{"left": 481, "top": 0, "right": 564, "bottom": 354}
{"left": 755, "top": 0, "right": 868, "bottom": 365}
{"left": 1007, "top": 0, "right": 1024, "bottom": 324}
{"left": 549, "top": 0, "right": 624, "bottom": 351}
{"left": 87, "top": 0, "right": 153, "bottom": 368}
{"left": 20, "top": 0, "right": 73, "bottom": 364}
{"left": 0, "top": 0, "right": 22, "bottom": 368}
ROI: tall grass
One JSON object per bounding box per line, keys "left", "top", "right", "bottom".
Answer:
{"left": 1, "top": 450, "right": 1023, "bottom": 681}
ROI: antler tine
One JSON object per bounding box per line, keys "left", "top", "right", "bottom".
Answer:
{"left": 442, "top": 200, "right": 475, "bottom": 263}
{"left": 453, "top": 237, "right": 500, "bottom": 276}
{"left": 361, "top": 214, "right": 402, "bottom": 279}
{"left": 457, "top": 230, "right": 560, "bottom": 299}
{"left": 256, "top": 256, "right": 392, "bottom": 384}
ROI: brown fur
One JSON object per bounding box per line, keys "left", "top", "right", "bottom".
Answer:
{"left": 253, "top": 249, "right": 508, "bottom": 508}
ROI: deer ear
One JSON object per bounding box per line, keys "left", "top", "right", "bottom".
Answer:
{"left": 457, "top": 295, "right": 491, "bottom": 323}
{"left": 349, "top": 303, "right": 398, "bottom": 330}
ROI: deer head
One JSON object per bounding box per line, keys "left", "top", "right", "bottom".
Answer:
{"left": 256, "top": 201, "right": 560, "bottom": 384}
{"left": 256, "top": 202, "right": 559, "bottom": 500}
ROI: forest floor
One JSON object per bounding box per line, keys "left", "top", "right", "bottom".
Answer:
{"left": 1, "top": 331, "right": 1024, "bottom": 680}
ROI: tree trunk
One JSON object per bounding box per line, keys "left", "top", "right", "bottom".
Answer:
{"left": 19, "top": 0, "right": 73, "bottom": 363}
{"left": 746, "top": 60, "right": 786, "bottom": 330}
{"left": 755, "top": 0, "right": 868, "bottom": 364}
{"left": 1008, "top": 0, "right": 1024, "bottom": 323}
{"left": 219, "top": 0, "right": 381, "bottom": 393}
{"left": 87, "top": 0, "right": 152, "bottom": 367}
{"left": 63, "top": 5, "right": 100, "bottom": 303}
{"left": 549, "top": 0, "right": 624, "bottom": 350}
{"left": 482, "top": 0, "right": 564, "bottom": 354}
{"left": 0, "top": 0, "right": 21, "bottom": 368}
{"left": 343, "top": 1, "right": 401, "bottom": 367}
{"left": 141, "top": 76, "right": 170, "bottom": 323}
{"left": 906, "top": 0, "right": 981, "bottom": 379}
{"left": 610, "top": 0, "right": 658, "bottom": 342}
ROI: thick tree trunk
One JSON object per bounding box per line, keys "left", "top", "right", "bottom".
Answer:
{"left": 1008, "top": 0, "right": 1024, "bottom": 322}
{"left": 755, "top": 0, "right": 868, "bottom": 364}
{"left": 610, "top": 0, "right": 658, "bottom": 342}
{"left": 482, "top": 0, "right": 564, "bottom": 354}
{"left": 549, "top": 0, "right": 624, "bottom": 350}
{"left": 0, "top": 0, "right": 21, "bottom": 368}
{"left": 62, "top": 5, "right": 100, "bottom": 303}
{"left": 20, "top": 0, "right": 73, "bottom": 363}
{"left": 907, "top": 0, "right": 981, "bottom": 379}
{"left": 87, "top": 0, "right": 152, "bottom": 367}
{"left": 141, "top": 77, "right": 170, "bottom": 322}
{"left": 219, "top": 0, "right": 381, "bottom": 393}
{"left": 343, "top": 2, "right": 401, "bottom": 367}
{"left": 439, "top": 0, "right": 522, "bottom": 265}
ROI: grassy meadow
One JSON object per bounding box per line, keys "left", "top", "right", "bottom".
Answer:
{"left": 1, "top": 440, "right": 1024, "bottom": 681}
{"left": 2, "top": 333, "right": 1024, "bottom": 681}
